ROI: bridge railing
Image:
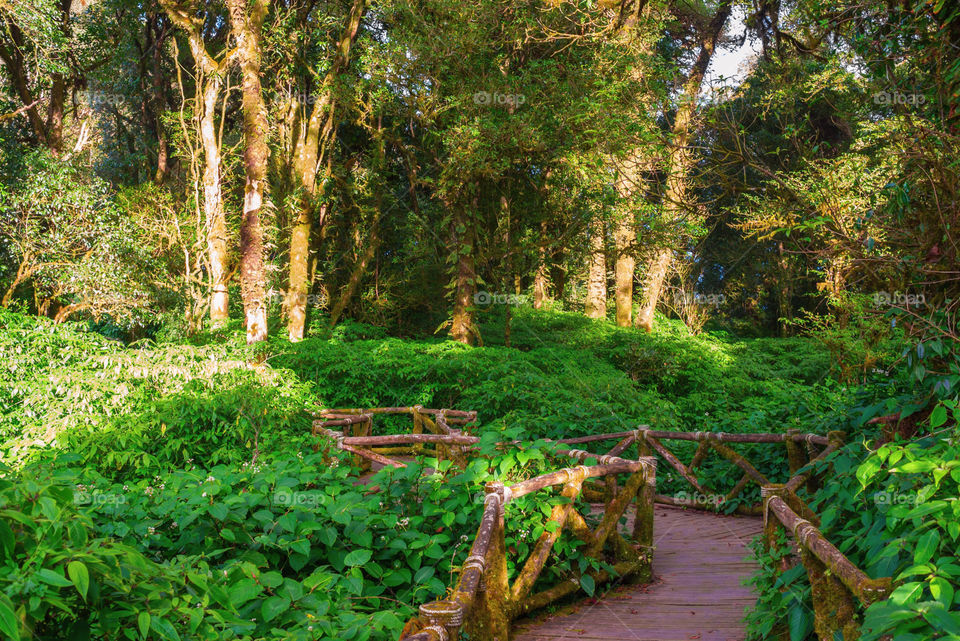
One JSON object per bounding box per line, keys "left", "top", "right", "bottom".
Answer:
{"left": 314, "top": 415, "right": 893, "bottom": 640}
{"left": 761, "top": 485, "right": 892, "bottom": 640}
{"left": 312, "top": 406, "right": 478, "bottom": 470}
{"left": 554, "top": 428, "right": 839, "bottom": 514}
{"left": 400, "top": 450, "right": 657, "bottom": 641}
{"left": 546, "top": 428, "right": 894, "bottom": 641}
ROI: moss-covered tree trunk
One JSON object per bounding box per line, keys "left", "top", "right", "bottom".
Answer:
{"left": 449, "top": 200, "right": 477, "bottom": 345}
{"left": 285, "top": 0, "right": 368, "bottom": 341}
{"left": 635, "top": 0, "right": 732, "bottom": 331}
{"left": 227, "top": 0, "right": 270, "bottom": 344}
{"left": 160, "top": 0, "right": 231, "bottom": 327}
{"left": 613, "top": 213, "right": 635, "bottom": 326}
{"left": 585, "top": 217, "right": 607, "bottom": 319}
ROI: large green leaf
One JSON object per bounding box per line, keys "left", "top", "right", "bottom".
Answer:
{"left": 67, "top": 561, "right": 90, "bottom": 602}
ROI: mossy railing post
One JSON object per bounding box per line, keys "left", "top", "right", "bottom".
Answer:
{"left": 761, "top": 485, "right": 791, "bottom": 572}
{"left": 634, "top": 456, "right": 656, "bottom": 582}
{"left": 412, "top": 406, "right": 425, "bottom": 456}
{"left": 785, "top": 429, "right": 807, "bottom": 476}
{"left": 764, "top": 479, "right": 890, "bottom": 641}
{"left": 761, "top": 484, "right": 793, "bottom": 641}
{"left": 463, "top": 482, "right": 510, "bottom": 641}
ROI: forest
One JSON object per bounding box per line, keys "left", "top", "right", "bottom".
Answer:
{"left": 1, "top": 0, "right": 959, "bottom": 638}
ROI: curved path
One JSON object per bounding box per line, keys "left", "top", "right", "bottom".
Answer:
{"left": 513, "top": 505, "right": 763, "bottom": 641}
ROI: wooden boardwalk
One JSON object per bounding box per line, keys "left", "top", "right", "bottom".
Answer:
{"left": 513, "top": 505, "right": 763, "bottom": 641}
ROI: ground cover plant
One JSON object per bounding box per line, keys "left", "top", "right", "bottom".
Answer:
{"left": 3, "top": 0, "right": 960, "bottom": 636}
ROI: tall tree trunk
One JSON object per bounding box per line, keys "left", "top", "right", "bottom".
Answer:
{"left": 149, "top": 15, "right": 171, "bottom": 183}
{"left": 286, "top": 0, "right": 368, "bottom": 341}
{"left": 585, "top": 217, "right": 607, "bottom": 319}
{"left": 533, "top": 220, "right": 551, "bottom": 309}
{"left": 200, "top": 79, "right": 230, "bottom": 326}
{"left": 551, "top": 228, "right": 566, "bottom": 304}
{"left": 449, "top": 200, "right": 477, "bottom": 345}
{"left": 635, "top": 0, "right": 732, "bottom": 331}
{"left": 227, "top": 0, "right": 270, "bottom": 344}
{"left": 635, "top": 248, "right": 671, "bottom": 330}
{"left": 162, "top": 0, "right": 232, "bottom": 327}
{"left": 613, "top": 213, "right": 635, "bottom": 326}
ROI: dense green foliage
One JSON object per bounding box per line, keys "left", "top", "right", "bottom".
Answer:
{"left": 3, "top": 0, "right": 960, "bottom": 637}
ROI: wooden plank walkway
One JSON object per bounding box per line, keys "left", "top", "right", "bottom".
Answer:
{"left": 513, "top": 505, "right": 763, "bottom": 641}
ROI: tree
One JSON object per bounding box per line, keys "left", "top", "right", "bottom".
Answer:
{"left": 635, "top": 0, "right": 732, "bottom": 331}
{"left": 160, "top": 0, "right": 233, "bottom": 327}
{"left": 284, "top": 0, "right": 368, "bottom": 342}
{"left": 226, "top": 0, "right": 269, "bottom": 344}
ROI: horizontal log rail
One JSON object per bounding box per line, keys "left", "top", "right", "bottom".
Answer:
{"left": 315, "top": 406, "right": 477, "bottom": 424}
{"left": 556, "top": 429, "right": 830, "bottom": 446}
{"left": 762, "top": 485, "right": 893, "bottom": 640}
{"left": 312, "top": 406, "right": 477, "bottom": 470}
{"left": 571, "top": 428, "right": 846, "bottom": 516}
{"left": 398, "top": 453, "right": 657, "bottom": 641}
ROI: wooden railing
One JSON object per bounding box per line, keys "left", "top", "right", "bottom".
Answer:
{"left": 761, "top": 485, "right": 892, "bottom": 640}
{"left": 558, "top": 428, "right": 893, "bottom": 640}
{"left": 310, "top": 412, "right": 893, "bottom": 641}
{"left": 312, "top": 406, "right": 478, "bottom": 470}
{"left": 555, "top": 428, "right": 836, "bottom": 514}
{"left": 401, "top": 449, "right": 656, "bottom": 641}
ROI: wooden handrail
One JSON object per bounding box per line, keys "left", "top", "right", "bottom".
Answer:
{"left": 762, "top": 485, "right": 892, "bottom": 640}
{"left": 399, "top": 457, "right": 657, "bottom": 640}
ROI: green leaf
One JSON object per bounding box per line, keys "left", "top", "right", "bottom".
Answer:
{"left": 923, "top": 606, "right": 960, "bottom": 635}
{"left": 208, "top": 503, "right": 228, "bottom": 520}
{"left": 36, "top": 568, "right": 73, "bottom": 588}
{"left": 137, "top": 612, "right": 151, "bottom": 639}
{"left": 0, "top": 597, "right": 19, "bottom": 641}
{"left": 915, "top": 530, "right": 940, "bottom": 565}
{"left": 579, "top": 574, "right": 595, "bottom": 596}
{"left": 0, "top": 520, "right": 14, "bottom": 558}
{"left": 930, "top": 404, "right": 948, "bottom": 427}
{"left": 150, "top": 617, "right": 181, "bottom": 641}
{"left": 890, "top": 582, "right": 923, "bottom": 605}
{"left": 930, "top": 577, "right": 955, "bottom": 607}
{"left": 344, "top": 549, "right": 372, "bottom": 566}
{"left": 67, "top": 561, "right": 90, "bottom": 602}
{"left": 228, "top": 579, "right": 262, "bottom": 607}
{"left": 261, "top": 596, "right": 291, "bottom": 622}
{"left": 788, "top": 603, "right": 812, "bottom": 641}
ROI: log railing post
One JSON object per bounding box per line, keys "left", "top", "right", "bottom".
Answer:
{"left": 800, "top": 547, "right": 861, "bottom": 641}
{"left": 761, "top": 485, "right": 791, "bottom": 572}
{"left": 785, "top": 429, "right": 807, "bottom": 476}
{"left": 633, "top": 456, "right": 656, "bottom": 583}
{"left": 412, "top": 405, "right": 425, "bottom": 456}
{"left": 463, "top": 482, "right": 510, "bottom": 641}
